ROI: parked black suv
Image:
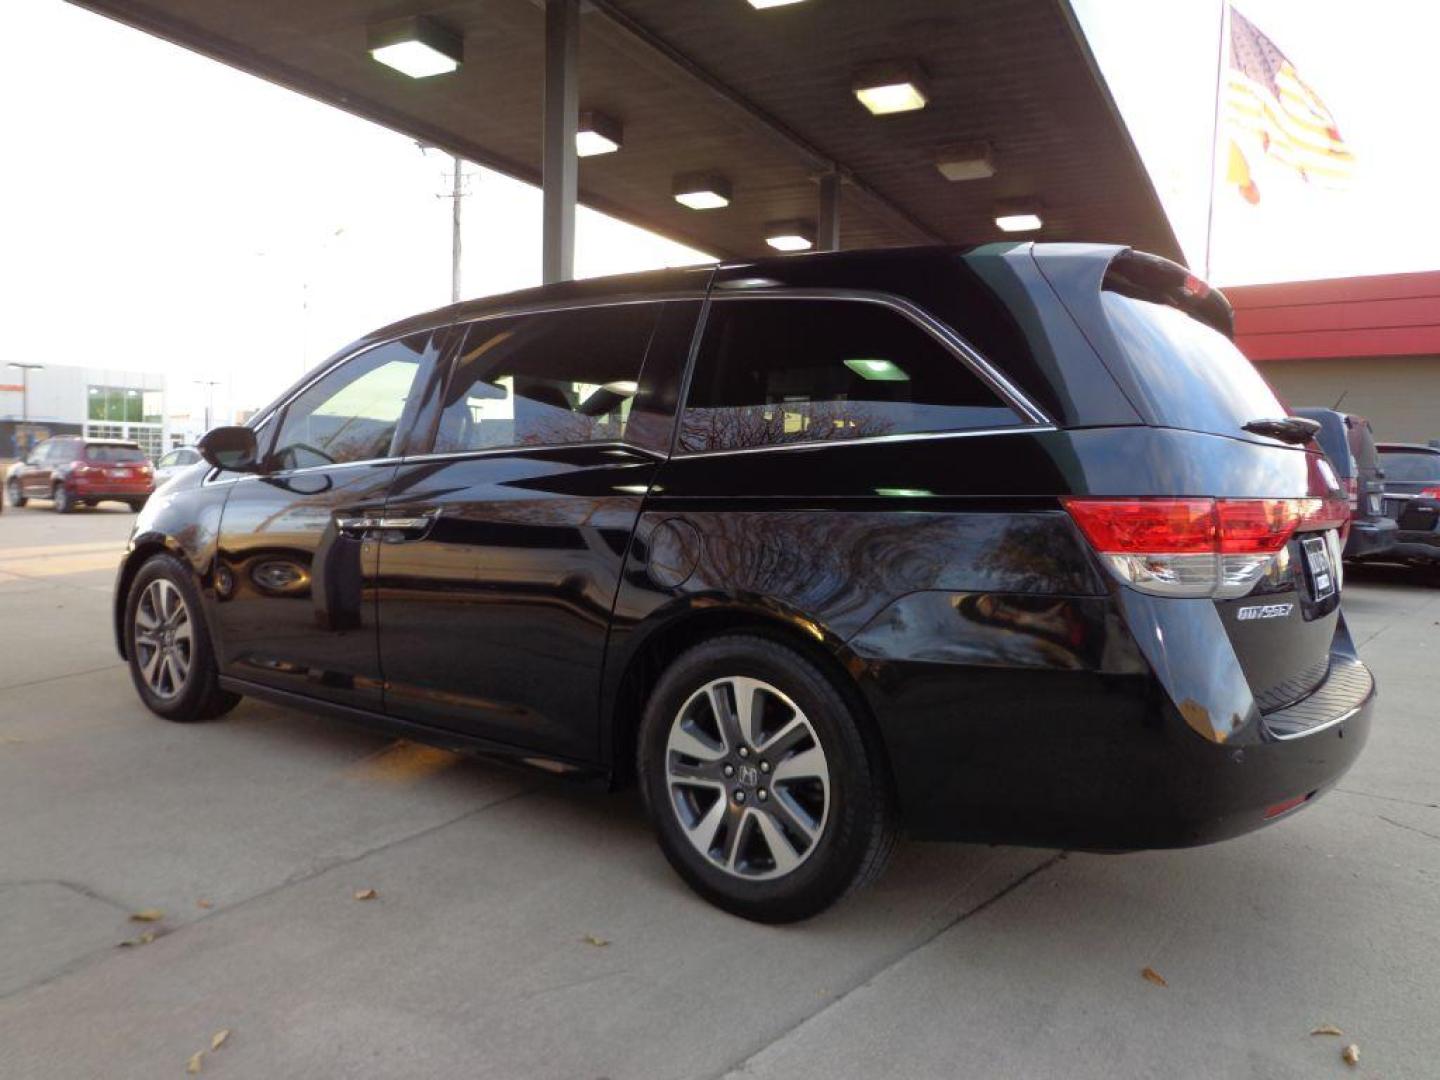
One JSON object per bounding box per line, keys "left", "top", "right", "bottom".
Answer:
{"left": 112, "top": 245, "right": 1373, "bottom": 922}
{"left": 1371, "top": 442, "right": 1440, "bottom": 571}
{"left": 1294, "top": 408, "right": 1395, "bottom": 560}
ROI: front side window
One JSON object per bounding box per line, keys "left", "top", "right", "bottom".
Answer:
{"left": 270, "top": 335, "right": 430, "bottom": 470}
{"left": 433, "top": 304, "right": 660, "bottom": 454}
{"left": 678, "top": 299, "right": 1021, "bottom": 453}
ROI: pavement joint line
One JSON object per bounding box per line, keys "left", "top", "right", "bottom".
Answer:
{"left": 1333, "top": 786, "right": 1440, "bottom": 810}
{"left": 708, "top": 849, "right": 1069, "bottom": 1080}
{"left": 0, "top": 663, "right": 126, "bottom": 694}
{"left": 0, "top": 878, "right": 133, "bottom": 915}
{"left": 1378, "top": 815, "right": 1440, "bottom": 844}
{"left": 0, "top": 785, "right": 540, "bottom": 1005}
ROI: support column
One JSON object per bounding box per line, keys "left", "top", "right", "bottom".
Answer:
{"left": 542, "top": 0, "right": 579, "bottom": 284}
{"left": 817, "top": 171, "right": 841, "bottom": 252}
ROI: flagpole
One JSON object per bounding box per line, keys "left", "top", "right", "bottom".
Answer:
{"left": 1203, "top": 0, "right": 1230, "bottom": 281}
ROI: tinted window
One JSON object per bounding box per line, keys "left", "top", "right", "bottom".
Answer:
{"left": 1101, "top": 291, "right": 1285, "bottom": 437}
{"left": 85, "top": 444, "right": 146, "bottom": 463}
{"left": 433, "top": 304, "right": 660, "bottom": 453}
{"left": 50, "top": 442, "right": 80, "bottom": 463}
{"left": 679, "top": 299, "right": 1020, "bottom": 453}
{"left": 271, "top": 336, "right": 428, "bottom": 470}
{"left": 1379, "top": 450, "right": 1440, "bottom": 482}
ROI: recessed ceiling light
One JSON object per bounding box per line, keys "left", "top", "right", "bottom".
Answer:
{"left": 764, "top": 219, "right": 816, "bottom": 251}
{"left": 935, "top": 142, "right": 995, "bottom": 182}
{"left": 843, "top": 357, "right": 910, "bottom": 381}
{"left": 994, "top": 200, "right": 1043, "bottom": 232}
{"left": 576, "top": 110, "right": 623, "bottom": 157}
{"left": 747, "top": 0, "right": 808, "bottom": 7}
{"left": 368, "top": 16, "right": 463, "bottom": 79}
{"left": 853, "top": 62, "right": 929, "bottom": 115}
{"left": 673, "top": 172, "right": 732, "bottom": 210}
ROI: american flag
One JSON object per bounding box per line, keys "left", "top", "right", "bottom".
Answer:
{"left": 1225, "top": 7, "right": 1354, "bottom": 204}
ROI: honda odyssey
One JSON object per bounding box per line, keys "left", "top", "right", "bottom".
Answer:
{"left": 113, "top": 244, "right": 1374, "bottom": 922}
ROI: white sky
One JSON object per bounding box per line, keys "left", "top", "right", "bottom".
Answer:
{"left": 2, "top": 0, "right": 1437, "bottom": 422}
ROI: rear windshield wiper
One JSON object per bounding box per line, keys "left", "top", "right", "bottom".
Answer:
{"left": 1242, "top": 416, "right": 1322, "bottom": 445}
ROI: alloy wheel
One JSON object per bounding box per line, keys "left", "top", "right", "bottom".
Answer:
{"left": 133, "top": 579, "right": 193, "bottom": 700}
{"left": 665, "top": 675, "right": 831, "bottom": 881}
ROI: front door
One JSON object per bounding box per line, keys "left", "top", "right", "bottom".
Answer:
{"left": 211, "top": 331, "right": 446, "bottom": 711}
{"left": 376, "top": 300, "right": 699, "bottom": 760}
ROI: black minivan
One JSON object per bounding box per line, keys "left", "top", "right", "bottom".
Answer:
{"left": 114, "top": 244, "right": 1373, "bottom": 922}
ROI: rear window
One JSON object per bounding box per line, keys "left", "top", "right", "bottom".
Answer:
{"left": 1379, "top": 450, "right": 1440, "bottom": 482}
{"left": 85, "top": 444, "right": 146, "bottom": 463}
{"left": 1101, "top": 291, "right": 1286, "bottom": 438}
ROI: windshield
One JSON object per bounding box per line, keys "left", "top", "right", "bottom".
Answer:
{"left": 85, "top": 445, "right": 147, "bottom": 463}
{"left": 1379, "top": 450, "right": 1440, "bottom": 482}
{"left": 1101, "top": 291, "right": 1286, "bottom": 438}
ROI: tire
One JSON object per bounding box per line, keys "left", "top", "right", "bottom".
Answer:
{"left": 126, "top": 499, "right": 146, "bottom": 513}
{"left": 52, "top": 485, "right": 74, "bottom": 513}
{"left": 637, "top": 634, "right": 897, "bottom": 923}
{"left": 124, "top": 553, "right": 241, "bottom": 722}
{"left": 6, "top": 479, "right": 24, "bottom": 507}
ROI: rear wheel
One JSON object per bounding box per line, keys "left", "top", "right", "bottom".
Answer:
{"left": 6, "top": 479, "right": 24, "bottom": 507}
{"left": 124, "top": 554, "right": 240, "bottom": 722}
{"left": 52, "top": 485, "right": 74, "bottom": 513}
{"left": 126, "top": 498, "right": 146, "bottom": 513}
{"left": 638, "top": 634, "right": 897, "bottom": 923}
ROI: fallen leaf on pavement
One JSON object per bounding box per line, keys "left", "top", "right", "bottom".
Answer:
{"left": 1341, "top": 1043, "right": 1359, "bottom": 1066}
{"left": 1141, "top": 967, "right": 1167, "bottom": 988}
{"left": 129, "top": 908, "right": 164, "bottom": 922}
{"left": 353, "top": 888, "right": 377, "bottom": 901}
{"left": 1311, "top": 1024, "right": 1344, "bottom": 1036}
{"left": 583, "top": 935, "right": 610, "bottom": 947}
{"left": 118, "top": 930, "right": 157, "bottom": 948}
{"left": 186, "top": 1050, "right": 204, "bottom": 1074}
{"left": 211, "top": 1029, "right": 230, "bottom": 1051}
{"left": 197, "top": 899, "right": 213, "bottom": 910}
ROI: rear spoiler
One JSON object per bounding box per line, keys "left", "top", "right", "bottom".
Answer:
{"left": 1101, "top": 250, "right": 1235, "bottom": 339}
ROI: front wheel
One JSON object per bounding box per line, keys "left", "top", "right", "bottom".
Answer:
{"left": 52, "top": 485, "right": 74, "bottom": 513}
{"left": 124, "top": 554, "right": 241, "bottom": 722}
{"left": 638, "top": 634, "right": 897, "bottom": 923}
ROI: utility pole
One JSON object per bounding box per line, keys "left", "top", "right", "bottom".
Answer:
{"left": 417, "top": 142, "right": 469, "bottom": 303}
{"left": 8, "top": 362, "right": 43, "bottom": 421}
{"left": 450, "top": 154, "right": 463, "bottom": 303}
{"left": 194, "top": 379, "right": 222, "bottom": 433}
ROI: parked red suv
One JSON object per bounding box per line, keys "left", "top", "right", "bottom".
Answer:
{"left": 6, "top": 436, "right": 154, "bottom": 513}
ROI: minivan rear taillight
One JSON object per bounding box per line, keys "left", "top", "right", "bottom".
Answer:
{"left": 1063, "top": 496, "right": 1348, "bottom": 599}
{"left": 1344, "top": 476, "right": 1359, "bottom": 509}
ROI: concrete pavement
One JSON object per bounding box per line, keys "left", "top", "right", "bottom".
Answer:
{"left": 1, "top": 503, "right": 1437, "bottom": 1078}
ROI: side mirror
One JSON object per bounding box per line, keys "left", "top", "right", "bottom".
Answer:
{"left": 198, "top": 426, "right": 261, "bottom": 472}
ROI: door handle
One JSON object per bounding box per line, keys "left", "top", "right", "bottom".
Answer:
{"left": 335, "top": 511, "right": 439, "bottom": 540}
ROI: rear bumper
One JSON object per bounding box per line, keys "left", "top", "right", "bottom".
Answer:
{"left": 70, "top": 480, "right": 152, "bottom": 498}
{"left": 1343, "top": 517, "right": 1397, "bottom": 559}
{"left": 854, "top": 592, "right": 1374, "bottom": 850}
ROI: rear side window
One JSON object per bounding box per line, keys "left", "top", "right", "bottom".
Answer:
{"left": 679, "top": 299, "right": 1020, "bottom": 453}
{"left": 1379, "top": 450, "right": 1440, "bottom": 482}
{"left": 85, "top": 445, "right": 146, "bottom": 463}
{"left": 433, "top": 303, "right": 660, "bottom": 453}
{"left": 1101, "top": 291, "right": 1285, "bottom": 437}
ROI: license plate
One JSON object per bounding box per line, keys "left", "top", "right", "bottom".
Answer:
{"left": 1302, "top": 535, "right": 1335, "bottom": 601}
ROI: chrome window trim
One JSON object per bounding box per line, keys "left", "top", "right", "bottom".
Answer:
{"left": 399, "top": 440, "right": 665, "bottom": 467}
{"left": 693, "top": 289, "right": 1052, "bottom": 426}
{"left": 671, "top": 424, "right": 1057, "bottom": 461}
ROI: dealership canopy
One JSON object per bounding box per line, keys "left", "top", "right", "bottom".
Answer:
{"left": 71, "top": 0, "right": 1180, "bottom": 277}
